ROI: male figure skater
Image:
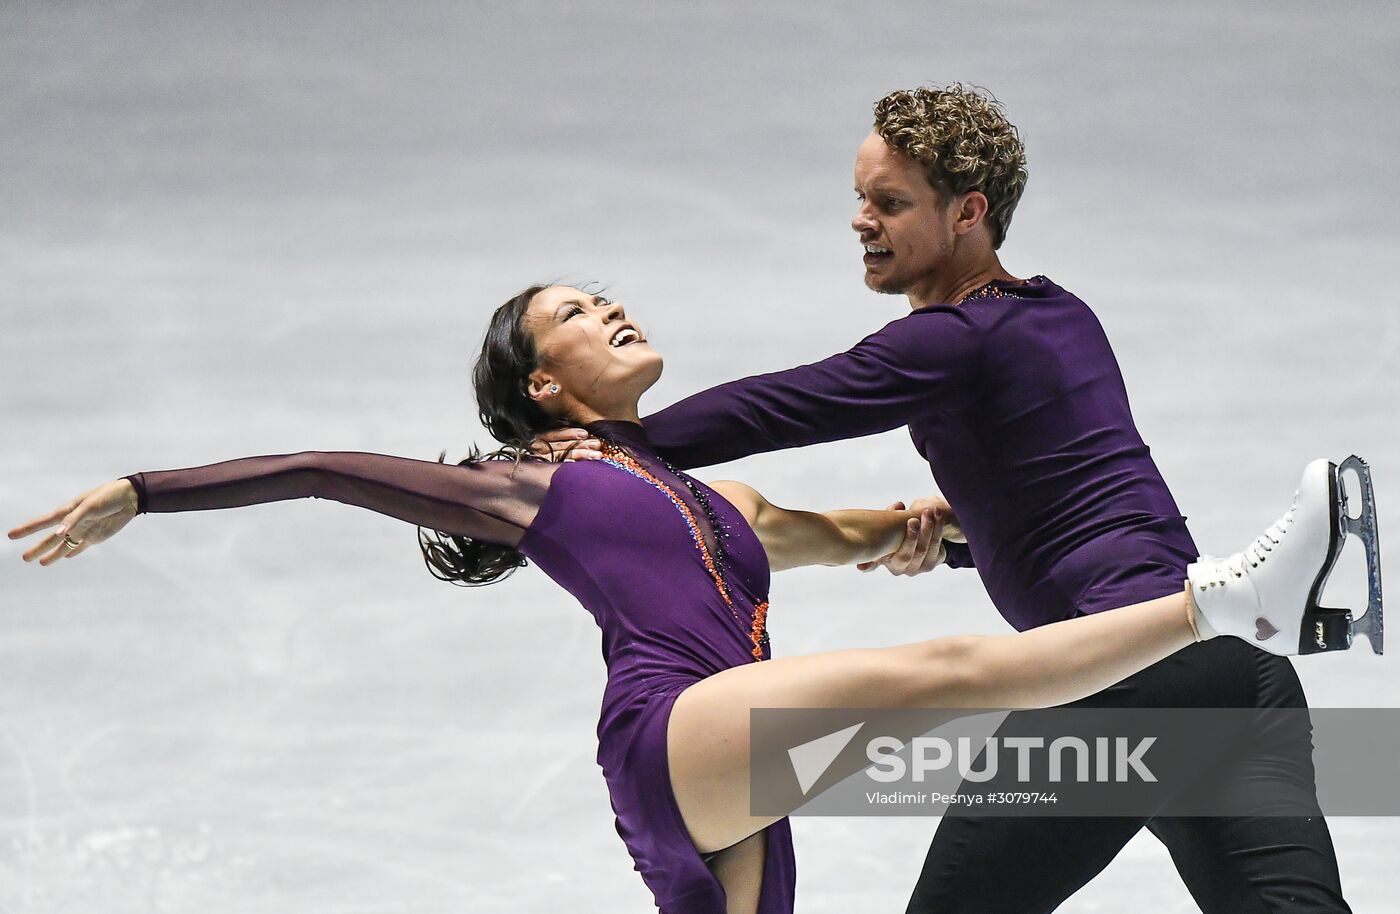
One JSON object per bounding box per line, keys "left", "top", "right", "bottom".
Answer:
{"left": 535, "top": 85, "right": 1351, "bottom": 912}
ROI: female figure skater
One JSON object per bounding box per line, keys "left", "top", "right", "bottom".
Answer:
{"left": 9, "top": 284, "right": 1366, "bottom": 914}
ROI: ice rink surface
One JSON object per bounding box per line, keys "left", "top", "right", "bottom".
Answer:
{"left": 2, "top": 1, "right": 1397, "bottom": 910}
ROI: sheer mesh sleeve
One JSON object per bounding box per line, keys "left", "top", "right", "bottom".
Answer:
{"left": 122, "top": 451, "right": 558, "bottom": 549}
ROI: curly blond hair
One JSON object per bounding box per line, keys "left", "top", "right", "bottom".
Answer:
{"left": 872, "top": 84, "right": 1028, "bottom": 249}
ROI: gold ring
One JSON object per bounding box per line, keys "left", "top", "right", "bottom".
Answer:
{"left": 61, "top": 533, "right": 82, "bottom": 550}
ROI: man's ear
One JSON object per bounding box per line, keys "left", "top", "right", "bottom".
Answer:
{"left": 951, "top": 190, "right": 991, "bottom": 237}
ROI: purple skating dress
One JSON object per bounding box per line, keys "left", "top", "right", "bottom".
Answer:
{"left": 122, "top": 418, "right": 797, "bottom": 914}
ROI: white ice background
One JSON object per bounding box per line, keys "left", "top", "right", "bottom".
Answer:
{"left": 2, "top": 2, "right": 1397, "bottom": 911}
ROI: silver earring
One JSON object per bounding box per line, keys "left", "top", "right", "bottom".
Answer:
{"left": 549, "top": 384, "right": 560, "bottom": 394}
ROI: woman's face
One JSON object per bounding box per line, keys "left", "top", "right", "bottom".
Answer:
{"left": 523, "top": 285, "right": 663, "bottom": 420}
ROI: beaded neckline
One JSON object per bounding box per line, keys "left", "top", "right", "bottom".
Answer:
{"left": 586, "top": 424, "right": 770, "bottom": 661}
{"left": 956, "top": 274, "right": 1050, "bottom": 304}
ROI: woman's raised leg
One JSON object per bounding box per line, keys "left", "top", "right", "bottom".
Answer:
{"left": 671, "top": 452, "right": 1370, "bottom": 854}
{"left": 668, "top": 588, "right": 1198, "bottom": 855}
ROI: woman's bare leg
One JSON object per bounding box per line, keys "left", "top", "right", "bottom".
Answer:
{"left": 669, "top": 588, "right": 1198, "bottom": 853}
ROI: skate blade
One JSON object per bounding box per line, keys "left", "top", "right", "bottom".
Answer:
{"left": 1337, "top": 455, "right": 1383, "bottom": 654}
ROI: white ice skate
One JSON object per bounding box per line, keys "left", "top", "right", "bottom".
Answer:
{"left": 1189, "top": 455, "right": 1384, "bottom": 656}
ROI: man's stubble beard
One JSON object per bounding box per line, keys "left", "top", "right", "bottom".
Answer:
{"left": 864, "top": 271, "right": 908, "bottom": 296}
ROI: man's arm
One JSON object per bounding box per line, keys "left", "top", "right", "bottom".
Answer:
{"left": 641, "top": 306, "right": 983, "bottom": 470}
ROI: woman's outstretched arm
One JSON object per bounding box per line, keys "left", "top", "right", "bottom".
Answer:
{"left": 8, "top": 451, "right": 557, "bottom": 565}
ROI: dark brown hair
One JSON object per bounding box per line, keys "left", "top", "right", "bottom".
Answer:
{"left": 417, "top": 284, "right": 589, "bottom": 586}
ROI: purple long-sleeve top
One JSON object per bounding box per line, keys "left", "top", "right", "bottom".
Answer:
{"left": 641, "top": 276, "right": 1198, "bottom": 630}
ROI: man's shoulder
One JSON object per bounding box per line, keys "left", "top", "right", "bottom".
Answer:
{"left": 856, "top": 276, "right": 1110, "bottom": 356}
{"left": 958, "top": 276, "right": 1104, "bottom": 330}
{"left": 868, "top": 302, "right": 986, "bottom": 356}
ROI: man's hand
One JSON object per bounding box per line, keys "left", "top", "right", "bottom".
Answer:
{"left": 528, "top": 427, "right": 605, "bottom": 462}
{"left": 857, "top": 495, "right": 959, "bottom": 577}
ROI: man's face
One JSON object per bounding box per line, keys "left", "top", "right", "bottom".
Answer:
{"left": 851, "top": 131, "right": 955, "bottom": 301}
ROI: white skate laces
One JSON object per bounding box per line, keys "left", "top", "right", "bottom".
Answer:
{"left": 1194, "top": 455, "right": 1386, "bottom": 656}
{"left": 1196, "top": 497, "right": 1297, "bottom": 590}
{"left": 1187, "top": 458, "right": 1346, "bottom": 656}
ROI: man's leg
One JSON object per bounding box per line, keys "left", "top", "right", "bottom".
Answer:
{"left": 906, "top": 812, "right": 1150, "bottom": 914}
{"left": 1149, "top": 816, "right": 1347, "bottom": 913}
{"left": 905, "top": 637, "right": 1349, "bottom": 914}
{"left": 911, "top": 814, "right": 1345, "bottom": 914}
{"left": 1147, "top": 651, "right": 1350, "bottom": 913}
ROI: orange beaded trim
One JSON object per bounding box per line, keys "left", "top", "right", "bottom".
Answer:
{"left": 750, "top": 601, "right": 769, "bottom": 660}
{"left": 601, "top": 443, "right": 770, "bottom": 661}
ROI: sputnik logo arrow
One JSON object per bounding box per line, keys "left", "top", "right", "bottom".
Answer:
{"left": 787, "top": 722, "right": 865, "bottom": 795}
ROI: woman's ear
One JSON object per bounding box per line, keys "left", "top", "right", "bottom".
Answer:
{"left": 527, "top": 370, "right": 560, "bottom": 402}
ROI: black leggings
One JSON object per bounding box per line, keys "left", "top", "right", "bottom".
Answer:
{"left": 905, "top": 636, "right": 1351, "bottom": 914}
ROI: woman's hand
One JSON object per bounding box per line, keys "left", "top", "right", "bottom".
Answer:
{"left": 7, "top": 479, "right": 140, "bottom": 566}
{"left": 857, "top": 494, "right": 963, "bottom": 577}
{"left": 528, "top": 427, "right": 604, "bottom": 462}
